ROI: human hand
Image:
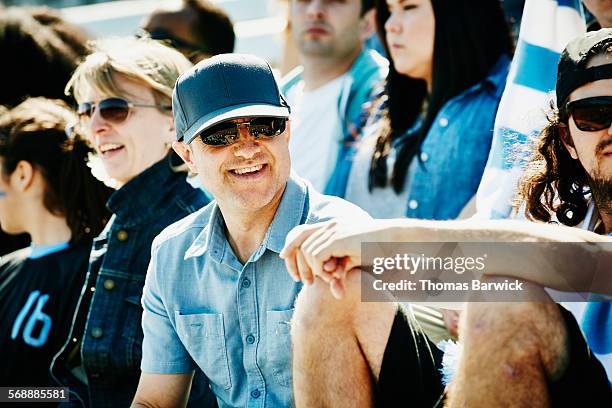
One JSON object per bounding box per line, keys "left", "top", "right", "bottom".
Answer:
{"left": 280, "top": 219, "right": 393, "bottom": 298}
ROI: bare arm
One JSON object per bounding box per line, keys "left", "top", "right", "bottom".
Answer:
{"left": 131, "top": 372, "right": 194, "bottom": 408}
{"left": 281, "top": 218, "right": 612, "bottom": 297}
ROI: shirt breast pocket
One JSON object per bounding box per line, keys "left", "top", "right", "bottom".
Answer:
{"left": 175, "top": 312, "right": 232, "bottom": 390}
{"left": 266, "top": 309, "right": 294, "bottom": 387}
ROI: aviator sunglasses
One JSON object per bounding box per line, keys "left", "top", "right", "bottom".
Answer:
{"left": 198, "top": 117, "right": 287, "bottom": 146}
{"left": 77, "top": 97, "right": 171, "bottom": 124}
{"left": 564, "top": 96, "right": 612, "bottom": 132}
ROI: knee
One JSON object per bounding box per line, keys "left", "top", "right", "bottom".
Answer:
{"left": 461, "top": 301, "right": 567, "bottom": 377}
{"left": 292, "top": 269, "right": 362, "bottom": 335}
{"left": 462, "top": 301, "right": 548, "bottom": 340}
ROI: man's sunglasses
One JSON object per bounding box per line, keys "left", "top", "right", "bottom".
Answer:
{"left": 564, "top": 96, "right": 612, "bottom": 132}
{"left": 77, "top": 97, "right": 171, "bottom": 123}
{"left": 199, "top": 117, "right": 287, "bottom": 146}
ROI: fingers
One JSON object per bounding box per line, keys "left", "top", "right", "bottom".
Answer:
{"left": 332, "top": 257, "right": 348, "bottom": 281}
{"left": 280, "top": 223, "right": 321, "bottom": 259}
{"left": 284, "top": 246, "right": 300, "bottom": 282}
{"left": 301, "top": 222, "right": 337, "bottom": 280}
{"left": 296, "top": 248, "right": 314, "bottom": 285}
{"left": 323, "top": 258, "right": 337, "bottom": 273}
{"left": 330, "top": 277, "right": 346, "bottom": 300}
{"left": 281, "top": 222, "right": 333, "bottom": 283}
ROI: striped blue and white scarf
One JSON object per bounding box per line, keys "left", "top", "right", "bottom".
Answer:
{"left": 474, "top": 0, "right": 586, "bottom": 219}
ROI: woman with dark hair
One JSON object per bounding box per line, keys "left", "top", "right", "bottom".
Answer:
{"left": 345, "top": 0, "right": 513, "bottom": 220}
{"left": 0, "top": 97, "right": 112, "bottom": 387}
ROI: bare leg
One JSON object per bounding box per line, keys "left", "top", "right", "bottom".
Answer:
{"left": 447, "top": 282, "right": 569, "bottom": 408}
{"left": 291, "top": 270, "right": 397, "bottom": 408}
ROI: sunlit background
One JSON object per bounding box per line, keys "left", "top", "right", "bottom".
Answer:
{"left": 3, "top": 0, "right": 287, "bottom": 67}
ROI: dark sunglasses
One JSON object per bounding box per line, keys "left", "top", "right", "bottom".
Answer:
{"left": 564, "top": 96, "right": 612, "bottom": 132}
{"left": 77, "top": 97, "right": 171, "bottom": 123}
{"left": 199, "top": 117, "right": 287, "bottom": 146}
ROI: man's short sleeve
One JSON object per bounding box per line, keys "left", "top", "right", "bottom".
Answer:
{"left": 141, "top": 243, "right": 195, "bottom": 374}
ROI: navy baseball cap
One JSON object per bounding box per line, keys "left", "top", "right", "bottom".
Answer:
{"left": 173, "top": 53, "right": 291, "bottom": 144}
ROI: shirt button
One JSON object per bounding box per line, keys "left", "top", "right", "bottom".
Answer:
{"left": 420, "top": 152, "right": 429, "bottom": 162}
{"left": 103, "top": 279, "right": 115, "bottom": 290}
{"left": 250, "top": 390, "right": 261, "bottom": 399}
{"left": 409, "top": 200, "right": 419, "bottom": 210}
{"left": 246, "top": 334, "right": 255, "bottom": 344}
{"left": 89, "top": 286, "right": 95, "bottom": 292}
{"left": 241, "top": 279, "right": 251, "bottom": 289}
{"left": 117, "top": 230, "right": 128, "bottom": 241}
{"left": 72, "top": 337, "right": 78, "bottom": 343}
{"left": 91, "top": 327, "right": 103, "bottom": 339}
{"left": 439, "top": 117, "right": 449, "bottom": 127}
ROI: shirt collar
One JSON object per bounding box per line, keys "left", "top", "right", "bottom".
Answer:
{"left": 184, "top": 172, "right": 308, "bottom": 263}
{"left": 29, "top": 241, "right": 70, "bottom": 259}
{"left": 259, "top": 172, "right": 308, "bottom": 254}
{"left": 106, "top": 155, "right": 179, "bottom": 222}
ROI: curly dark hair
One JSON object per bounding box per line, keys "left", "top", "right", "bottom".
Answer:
{"left": 516, "top": 105, "right": 591, "bottom": 226}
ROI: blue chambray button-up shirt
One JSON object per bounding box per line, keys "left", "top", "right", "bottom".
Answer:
{"left": 141, "top": 174, "right": 370, "bottom": 407}
{"left": 345, "top": 55, "right": 510, "bottom": 220}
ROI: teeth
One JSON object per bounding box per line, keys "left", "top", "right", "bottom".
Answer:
{"left": 99, "top": 143, "right": 123, "bottom": 153}
{"left": 233, "top": 164, "right": 263, "bottom": 175}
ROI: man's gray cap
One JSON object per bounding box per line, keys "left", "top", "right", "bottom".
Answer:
{"left": 557, "top": 28, "right": 612, "bottom": 106}
{"left": 173, "top": 53, "right": 290, "bottom": 144}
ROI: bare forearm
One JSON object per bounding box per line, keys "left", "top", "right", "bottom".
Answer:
{"left": 385, "top": 218, "right": 609, "bottom": 243}
{"left": 378, "top": 219, "right": 611, "bottom": 294}
{"left": 131, "top": 372, "right": 193, "bottom": 408}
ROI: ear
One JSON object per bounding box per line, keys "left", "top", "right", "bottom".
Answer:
{"left": 559, "top": 123, "right": 579, "bottom": 160}
{"left": 284, "top": 120, "right": 291, "bottom": 144}
{"left": 162, "top": 115, "right": 176, "bottom": 144}
{"left": 360, "top": 9, "right": 377, "bottom": 42}
{"left": 172, "top": 141, "right": 199, "bottom": 174}
{"left": 10, "top": 160, "right": 35, "bottom": 192}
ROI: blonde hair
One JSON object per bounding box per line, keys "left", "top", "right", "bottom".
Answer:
{"left": 66, "top": 37, "right": 192, "bottom": 105}
{"left": 67, "top": 37, "right": 193, "bottom": 182}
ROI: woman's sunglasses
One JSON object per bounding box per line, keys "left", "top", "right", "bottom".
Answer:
{"left": 564, "top": 96, "right": 612, "bottom": 132}
{"left": 77, "top": 97, "right": 171, "bottom": 124}
{"left": 199, "top": 117, "right": 287, "bottom": 146}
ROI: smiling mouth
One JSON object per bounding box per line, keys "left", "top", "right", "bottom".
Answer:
{"left": 229, "top": 164, "right": 266, "bottom": 176}
{"left": 98, "top": 143, "right": 125, "bottom": 156}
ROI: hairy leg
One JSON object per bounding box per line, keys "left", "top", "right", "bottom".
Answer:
{"left": 291, "top": 270, "right": 397, "bottom": 408}
{"left": 447, "top": 282, "right": 569, "bottom": 408}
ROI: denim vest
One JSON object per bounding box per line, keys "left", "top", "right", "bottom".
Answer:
{"left": 50, "top": 156, "right": 210, "bottom": 407}
{"left": 345, "top": 55, "right": 510, "bottom": 220}
{"left": 281, "top": 48, "right": 389, "bottom": 197}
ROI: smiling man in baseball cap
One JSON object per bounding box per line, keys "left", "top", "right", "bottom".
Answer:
{"left": 131, "top": 53, "right": 369, "bottom": 407}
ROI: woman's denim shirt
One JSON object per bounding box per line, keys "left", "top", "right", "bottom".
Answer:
{"left": 345, "top": 55, "right": 510, "bottom": 220}
{"left": 50, "top": 156, "right": 210, "bottom": 407}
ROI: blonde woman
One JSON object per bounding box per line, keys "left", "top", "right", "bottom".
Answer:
{"left": 50, "top": 38, "right": 211, "bottom": 407}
